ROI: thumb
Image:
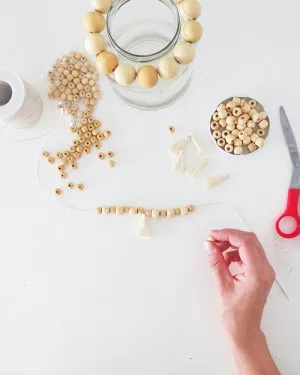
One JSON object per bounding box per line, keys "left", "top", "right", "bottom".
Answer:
{"left": 204, "top": 241, "right": 233, "bottom": 291}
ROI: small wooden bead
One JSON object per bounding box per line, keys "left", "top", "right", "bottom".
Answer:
{"left": 81, "top": 125, "right": 88, "bottom": 133}
{"left": 226, "top": 134, "right": 235, "bottom": 145}
{"left": 257, "top": 129, "right": 265, "bottom": 137}
{"left": 244, "top": 127, "right": 253, "bottom": 136}
{"left": 174, "top": 208, "right": 181, "bottom": 216}
{"left": 58, "top": 165, "right": 64, "bottom": 171}
{"left": 83, "top": 11, "right": 105, "bottom": 33}
{"left": 168, "top": 126, "right": 175, "bottom": 134}
{"left": 137, "top": 65, "right": 158, "bottom": 88}
{"left": 217, "top": 138, "right": 226, "bottom": 148}
{"left": 74, "top": 152, "right": 81, "bottom": 159}
{"left": 96, "top": 207, "right": 102, "bottom": 215}
{"left": 252, "top": 112, "right": 262, "bottom": 123}
{"left": 241, "top": 104, "right": 251, "bottom": 113}
{"left": 145, "top": 209, "right": 152, "bottom": 218}
{"left": 102, "top": 207, "right": 110, "bottom": 215}
{"left": 212, "top": 112, "right": 220, "bottom": 121}
{"left": 234, "top": 138, "right": 242, "bottom": 147}
{"left": 96, "top": 51, "right": 119, "bottom": 74}
{"left": 173, "top": 41, "right": 195, "bottom": 64}
{"left": 114, "top": 64, "right": 136, "bottom": 86}
{"left": 129, "top": 207, "right": 138, "bottom": 215}
{"left": 234, "top": 146, "right": 243, "bottom": 155}
{"left": 116, "top": 206, "right": 124, "bottom": 216}
{"left": 242, "top": 136, "right": 251, "bottom": 145}
{"left": 88, "top": 124, "right": 95, "bottom": 131}
{"left": 61, "top": 159, "right": 68, "bottom": 166}
{"left": 73, "top": 140, "right": 80, "bottom": 147}
{"left": 238, "top": 131, "right": 246, "bottom": 140}
{"left": 167, "top": 209, "right": 175, "bottom": 218}
{"left": 248, "top": 108, "right": 257, "bottom": 117}
{"left": 251, "top": 133, "right": 259, "bottom": 142}
{"left": 222, "top": 130, "right": 230, "bottom": 138}
{"left": 67, "top": 156, "right": 75, "bottom": 163}
{"left": 85, "top": 141, "right": 91, "bottom": 147}
{"left": 152, "top": 209, "right": 160, "bottom": 218}
{"left": 226, "top": 116, "right": 236, "bottom": 126}
{"left": 182, "top": 20, "right": 203, "bottom": 43}
{"left": 260, "top": 111, "right": 267, "bottom": 120}
{"left": 85, "top": 131, "right": 92, "bottom": 138}
{"left": 247, "top": 120, "right": 256, "bottom": 128}
{"left": 108, "top": 160, "right": 115, "bottom": 168}
{"left": 103, "top": 130, "right": 111, "bottom": 138}
{"left": 232, "top": 97, "right": 241, "bottom": 105}
{"left": 94, "top": 120, "right": 101, "bottom": 128}
{"left": 249, "top": 99, "right": 257, "bottom": 108}
{"left": 219, "top": 119, "right": 227, "bottom": 128}
{"left": 92, "top": 0, "right": 112, "bottom": 13}
{"left": 210, "top": 121, "right": 219, "bottom": 131}
{"left": 218, "top": 109, "right": 228, "bottom": 120}
{"left": 70, "top": 146, "right": 76, "bottom": 153}
{"left": 67, "top": 182, "right": 74, "bottom": 189}
{"left": 107, "top": 151, "right": 114, "bottom": 158}
{"left": 71, "top": 163, "right": 77, "bottom": 169}
{"left": 158, "top": 56, "right": 179, "bottom": 80}
{"left": 98, "top": 152, "right": 105, "bottom": 160}
{"left": 259, "top": 120, "right": 269, "bottom": 129}
{"left": 159, "top": 210, "right": 167, "bottom": 217}
{"left": 78, "top": 183, "right": 85, "bottom": 191}
{"left": 85, "top": 33, "right": 107, "bottom": 56}
{"left": 255, "top": 138, "right": 265, "bottom": 148}
{"left": 187, "top": 204, "right": 195, "bottom": 212}
{"left": 180, "top": 207, "right": 189, "bottom": 216}
{"left": 213, "top": 130, "right": 221, "bottom": 139}
{"left": 248, "top": 142, "right": 257, "bottom": 153}
{"left": 83, "top": 147, "right": 90, "bottom": 154}
{"left": 226, "top": 123, "right": 235, "bottom": 132}
{"left": 55, "top": 188, "right": 62, "bottom": 196}
{"left": 232, "top": 107, "right": 242, "bottom": 117}
{"left": 225, "top": 144, "right": 233, "bottom": 153}
{"left": 180, "top": 0, "right": 201, "bottom": 20}
{"left": 226, "top": 101, "right": 237, "bottom": 110}
{"left": 48, "top": 157, "right": 55, "bottom": 164}
{"left": 110, "top": 207, "right": 117, "bottom": 214}
{"left": 42, "top": 151, "right": 49, "bottom": 157}
{"left": 138, "top": 207, "right": 145, "bottom": 214}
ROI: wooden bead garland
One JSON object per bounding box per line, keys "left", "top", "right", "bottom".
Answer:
{"left": 210, "top": 97, "right": 269, "bottom": 155}
{"left": 83, "top": 0, "right": 203, "bottom": 88}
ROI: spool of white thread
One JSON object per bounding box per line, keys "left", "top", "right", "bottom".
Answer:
{"left": 0, "top": 70, "right": 43, "bottom": 130}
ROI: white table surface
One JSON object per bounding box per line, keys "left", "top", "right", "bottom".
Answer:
{"left": 0, "top": 0, "right": 300, "bottom": 374}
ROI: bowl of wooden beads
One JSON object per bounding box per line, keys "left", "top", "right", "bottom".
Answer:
{"left": 209, "top": 97, "right": 269, "bottom": 155}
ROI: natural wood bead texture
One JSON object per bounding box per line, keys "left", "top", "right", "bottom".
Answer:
{"left": 83, "top": 0, "right": 203, "bottom": 89}
{"left": 210, "top": 97, "right": 270, "bottom": 156}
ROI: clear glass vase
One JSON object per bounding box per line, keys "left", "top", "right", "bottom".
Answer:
{"left": 106, "top": 0, "right": 193, "bottom": 110}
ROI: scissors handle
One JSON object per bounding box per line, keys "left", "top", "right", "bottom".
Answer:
{"left": 276, "top": 188, "right": 300, "bottom": 238}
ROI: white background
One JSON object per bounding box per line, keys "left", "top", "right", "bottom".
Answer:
{"left": 0, "top": 0, "right": 300, "bottom": 374}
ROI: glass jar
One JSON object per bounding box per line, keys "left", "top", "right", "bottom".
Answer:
{"left": 106, "top": 0, "right": 193, "bottom": 110}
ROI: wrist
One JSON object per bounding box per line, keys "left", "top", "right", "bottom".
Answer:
{"left": 229, "top": 329, "right": 266, "bottom": 353}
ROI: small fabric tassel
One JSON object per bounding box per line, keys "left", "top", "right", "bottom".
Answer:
{"left": 186, "top": 159, "right": 208, "bottom": 180}
{"left": 169, "top": 138, "right": 189, "bottom": 157}
{"left": 205, "top": 174, "right": 229, "bottom": 189}
{"left": 138, "top": 214, "right": 151, "bottom": 238}
{"left": 172, "top": 150, "right": 185, "bottom": 175}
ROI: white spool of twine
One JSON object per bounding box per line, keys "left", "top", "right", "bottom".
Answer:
{"left": 0, "top": 70, "right": 43, "bottom": 130}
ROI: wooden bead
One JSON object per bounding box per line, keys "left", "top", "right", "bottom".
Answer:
{"left": 259, "top": 120, "right": 269, "bottom": 129}
{"left": 257, "top": 129, "right": 265, "bottom": 137}
{"left": 232, "top": 97, "right": 241, "bottom": 105}
{"left": 244, "top": 127, "right": 253, "bottom": 136}
{"left": 226, "top": 101, "right": 236, "bottom": 110}
{"left": 92, "top": 0, "right": 112, "bottom": 13}
{"left": 234, "top": 146, "right": 243, "bottom": 155}
{"left": 137, "top": 65, "right": 158, "bottom": 88}
{"left": 226, "top": 116, "right": 236, "bottom": 126}
{"left": 42, "top": 151, "right": 49, "bottom": 157}
{"left": 108, "top": 160, "right": 115, "bottom": 168}
{"left": 77, "top": 183, "right": 85, "bottom": 191}
{"left": 252, "top": 112, "right": 262, "bottom": 123}
{"left": 180, "top": 0, "right": 201, "bottom": 20}
{"left": 114, "top": 64, "right": 136, "bottom": 86}
{"left": 260, "top": 111, "right": 267, "bottom": 120}
{"left": 218, "top": 109, "right": 228, "bottom": 119}
{"left": 96, "top": 207, "right": 102, "bottom": 215}
{"left": 255, "top": 138, "right": 265, "bottom": 148}
{"left": 212, "top": 112, "right": 220, "bottom": 121}
{"left": 173, "top": 42, "right": 195, "bottom": 64}
{"left": 219, "top": 119, "right": 227, "bottom": 128}
{"left": 251, "top": 133, "right": 259, "bottom": 142}
{"left": 222, "top": 130, "right": 230, "bottom": 138}
{"left": 103, "top": 130, "right": 111, "bottom": 138}
{"left": 129, "top": 207, "right": 138, "bottom": 215}
{"left": 98, "top": 152, "right": 105, "bottom": 160}
{"left": 231, "top": 129, "right": 239, "bottom": 137}
{"left": 226, "top": 134, "right": 235, "bottom": 145}
{"left": 241, "top": 104, "right": 251, "bottom": 113}
{"left": 67, "top": 182, "right": 74, "bottom": 189}
{"left": 232, "top": 107, "right": 242, "bottom": 117}
{"left": 249, "top": 99, "right": 257, "bottom": 108}
{"left": 107, "top": 151, "right": 114, "bottom": 158}
{"left": 168, "top": 126, "right": 175, "bottom": 134}
{"left": 55, "top": 188, "right": 62, "bottom": 196}
{"left": 158, "top": 56, "right": 179, "bottom": 80}
{"left": 225, "top": 144, "right": 233, "bottom": 153}
{"left": 174, "top": 208, "right": 181, "bottom": 216}
{"left": 182, "top": 20, "right": 203, "bottom": 43}
{"left": 48, "top": 157, "right": 55, "bottom": 164}
{"left": 248, "top": 142, "right": 257, "bottom": 153}
{"left": 226, "top": 123, "right": 235, "bottom": 132}
{"left": 152, "top": 209, "right": 160, "bottom": 219}
{"left": 167, "top": 209, "right": 175, "bottom": 218}
{"left": 248, "top": 108, "right": 257, "bottom": 117}
{"left": 242, "top": 136, "right": 251, "bottom": 145}
{"left": 159, "top": 210, "right": 167, "bottom": 217}
{"left": 83, "top": 11, "right": 105, "bottom": 33}
{"left": 210, "top": 121, "right": 219, "bottom": 131}
{"left": 85, "top": 33, "right": 107, "bottom": 56}
{"left": 247, "top": 120, "right": 256, "bottom": 128}
{"left": 116, "top": 206, "right": 124, "bottom": 215}
{"left": 217, "top": 138, "right": 225, "bottom": 148}
{"left": 213, "top": 130, "right": 221, "bottom": 139}
{"left": 96, "top": 52, "right": 119, "bottom": 74}
{"left": 60, "top": 172, "right": 67, "bottom": 179}
{"left": 234, "top": 138, "right": 242, "bottom": 147}
{"left": 180, "top": 207, "right": 189, "bottom": 216}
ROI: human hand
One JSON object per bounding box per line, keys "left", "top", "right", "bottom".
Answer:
{"left": 205, "top": 229, "right": 275, "bottom": 347}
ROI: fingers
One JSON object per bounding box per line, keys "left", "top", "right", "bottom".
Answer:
{"left": 210, "top": 229, "right": 252, "bottom": 248}
{"left": 204, "top": 241, "right": 233, "bottom": 291}
{"left": 223, "top": 250, "right": 241, "bottom": 266}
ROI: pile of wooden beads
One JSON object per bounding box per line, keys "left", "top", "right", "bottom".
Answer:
{"left": 96, "top": 204, "right": 196, "bottom": 218}
{"left": 210, "top": 97, "right": 269, "bottom": 155}
{"left": 83, "top": 0, "right": 203, "bottom": 88}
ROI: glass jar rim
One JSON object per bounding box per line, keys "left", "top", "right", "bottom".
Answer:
{"left": 106, "top": 0, "right": 181, "bottom": 63}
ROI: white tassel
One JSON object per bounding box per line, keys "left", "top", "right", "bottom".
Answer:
{"left": 169, "top": 138, "right": 189, "bottom": 157}
{"left": 186, "top": 159, "right": 208, "bottom": 180}
{"left": 138, "top": 214, "right": 151, "bottom": 238}
{"left": 205, "top": 174, "right": 229, "bottom": 189}
{"left": 188, "top": 133, "right": 203, "bottom": 155}
{"left": 172, "top": 150, "right": 185, "bottom": 175}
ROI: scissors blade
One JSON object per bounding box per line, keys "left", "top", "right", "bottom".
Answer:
{"left": 280, "top": 106, "right": 300, "bottom": 178}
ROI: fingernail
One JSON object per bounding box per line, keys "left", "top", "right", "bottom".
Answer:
{"left": 204, "top": 241, "right": 213, "bottom": 253}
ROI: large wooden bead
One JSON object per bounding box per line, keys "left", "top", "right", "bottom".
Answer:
{"left": 114, "top": 64, "right": 136, "bottom": 86}
{"left": 158, "top": 56, "right": 179, "bottom": 80}
{"left": 92, "top": 0, "right": 112, "bottom": 13}
{"left": 85, "top": 33, "right": 107, "bottom": 56}
{"left": 96, "top": 51, "right": 119, "bottom": 74}
{"left": 83, "top": 11, "right": 105, "bottom": 33}
{"left": 173, "top": 41, "right": 195, "bottom": 64}
{"left": 182, "top": 20, "right": 203, "bottom": 43}
{"left": 180, "top": 0, "right": 201, "bottom": 20}
{"left": 137, "top": 65, "right": 158, "bottom": 88}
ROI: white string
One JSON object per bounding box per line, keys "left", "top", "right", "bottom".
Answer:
{"left": 0, "top": 80, "right": 43, "bottom": 129}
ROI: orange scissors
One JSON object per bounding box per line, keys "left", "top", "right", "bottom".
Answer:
{"left": 275, "top": 106, "right": 300, "bottom": 238}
